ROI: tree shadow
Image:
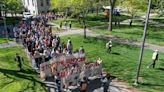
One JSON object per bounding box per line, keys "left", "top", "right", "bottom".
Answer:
{"left": 0, "top": 68, "right": 47, "bottom": 91}
{"left": 140, "top": 82, "right": 164, "bottom": 87}
{"left": 111, "top": 52, "right": 120, "bottom": 55}
{"left": 156, "top": 68, "right": 164, "bottom": 71}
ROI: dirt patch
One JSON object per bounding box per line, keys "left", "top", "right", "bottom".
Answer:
{"left": 111, "top": 78, "right": 142, "bottom": 92}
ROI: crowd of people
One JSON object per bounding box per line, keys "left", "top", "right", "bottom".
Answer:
{"left": 11, "top": 12, "right": 115, "bottom": 92}
{"left": 13, "top": 14, "right": 84, "bottom": 70}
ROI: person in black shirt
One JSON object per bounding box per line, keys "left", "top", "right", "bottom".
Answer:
{"left": 15, "top": 53, "right": 24, "bottom": 71}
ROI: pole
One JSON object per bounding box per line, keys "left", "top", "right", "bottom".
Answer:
{"left": 134, "top": 0, "right": 152, "bottom": 85}
{"left": 4, "top": 17, "right": 8, "bottom": 40}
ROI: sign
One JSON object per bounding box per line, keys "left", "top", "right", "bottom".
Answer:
{"left": 60, "top": 60, "right": 102, "bottom": 88}
{"left": 40, "top": 53, "right": 85, "bottom": 78}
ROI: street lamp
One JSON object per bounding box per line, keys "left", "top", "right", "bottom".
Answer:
{"left": 134, "top": 0, "right": 152, "bottom": 85}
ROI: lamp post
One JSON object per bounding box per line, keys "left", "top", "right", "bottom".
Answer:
{"left": 134, "top": 0, "right": 152, "bottom": 85}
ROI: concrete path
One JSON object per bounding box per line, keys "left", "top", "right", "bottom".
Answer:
{"left": 49, "top": 22, "right": 164, "bottom": 53}
{"left": 0, "top": 41, "right": 17, "bottom": 48}
{"left": 44, "top": 77, "right": 135, "bottom": 92}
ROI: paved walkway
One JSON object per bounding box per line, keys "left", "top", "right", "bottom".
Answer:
{"left": 44, "top": 77, "right": 135, "bottom": 92}
{"left": 49, "top": 22, "right": 164, "bottom": 53}
{"left": 0, "top": 41, "right": 17, "bottom": 48}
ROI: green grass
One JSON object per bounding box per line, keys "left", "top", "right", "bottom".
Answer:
{"left": 0, "top": 46, "right": 46, "bottom": 92}
{"left": 53, "top": 13, "right": 129, "bottom": 28}
{"left": 150, "top": 17, "right": 164, "bottom": 24}
{"left": 0, "top": 38, "right": 14, "bottom": 44}
{"left": 52, "top": 27, "right": 66, "bottom": 32}
{"left": 61, "top": 35, "right": 164, "bottom": 92}
{"left": 92, "top": 25, "right": 164, "bottom": 46}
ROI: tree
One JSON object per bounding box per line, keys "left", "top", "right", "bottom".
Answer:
{"left": 71, "top": 0, "right": 91, "bottom": 38}
{"left": 120, "top": 0, "right": 147, "bottom": 27}
{"left": 51, "top": 0, "right": 71, "bottom": 20}
{"left": 1, "top": 0, "right": 23, "bottom": 17}
{"left": 154, "top": 0, "right": 164, "bottom": 16}
{"left": 51, "top": 0, "right": 91, "bottom": 38}
{"left": 108, "top": 0, "right": 117, "bottom": 31}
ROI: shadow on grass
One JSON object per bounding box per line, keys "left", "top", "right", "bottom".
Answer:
{"left": 111, "top": 52, "right": 120, "bottom": 55}
{"left": 157, "top": 68, "right": 164, "bottom": 71}
{"left": 140, "top": 82, "right": 164, "bottom": 87}
{"left": 0, "top": 68, "right": 47, "bottom": 91}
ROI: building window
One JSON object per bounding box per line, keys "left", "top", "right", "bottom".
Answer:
{"left": 41, "top": 0, "right": 44, "bottom": 6}
{"left": 47, "top": 0, "right": 50, "bottom": 6}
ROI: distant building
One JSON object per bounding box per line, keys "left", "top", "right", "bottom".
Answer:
{"left": 22, "top": 0, "right": 51, "bottom": 15}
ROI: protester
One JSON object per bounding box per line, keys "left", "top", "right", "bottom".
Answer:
{"left": 79, "top": 77, "right": 88, "bottom": 92}
{"left": 67, "top": 38, "right": 73, "bottom": 54}
{"left": 48, "top": 26, "right": 52, "bottom": 35}
{"left": 15, "top": 53, "right": 24, "bottom": 71}
{"left": 33, "top": 50, "right": 41, "bottom": 69}
{"left": 106, "top": 40, "right": 112, "bottom": 53}
{"left": 79, "top": 46, "right": 85, "bottom": 56}
{"left": 101, "top": 73, "right": 109, "bottom": 92}
{"left": 147, "top": 50, "right": 159, "bottom": 68}
{"left": 64, "top": 21, "right": 67, "bottom": 29}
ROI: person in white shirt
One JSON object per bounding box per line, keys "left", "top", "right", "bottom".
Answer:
{"left": 106, "top": 40, "right": 112, "bottom": 53}
{"left": 147, "top": 50, "right": 159, "bottom": 68}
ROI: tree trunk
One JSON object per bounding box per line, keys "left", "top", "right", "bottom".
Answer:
{"left": 15, "top": 12, "right": 17, "bottom": 17}
{"left": 11, "top": 13, "right": 13, "bottom": 17}
{"left": 83, "top": 20, "right": 86, "bottom": 38}
{"left": 5, "top": 11, "right": 7, "bottom": 17}
{"left": 129, "top": 20, "right": 133, "bottom": 27}
{"left": 96, "top": 6, "right": 99, "bottom": 16}
{"left": 129, "top": 15, "right": 133, "bottom": 27}
{"left": 108, "top": 8, "right": 113, "bottom": 31}
{"left": 0, "top": 9, "right": 2, "bottom": 17}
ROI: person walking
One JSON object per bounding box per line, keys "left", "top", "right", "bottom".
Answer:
{"left": 79, "top": 77, "right": 88, "bottom": 92}
{"left": 106, "top": 40, "right": 112, "bottom": 53}
{"left": 101, "top": 73, "right": 109, "bottom": 92}
{"left": 147, "top": 50, "right": 159, "bottom": 68}
{"left": 69, "top": 21, "right": 72, "bottom": 29}
{"left": 15, "top": 53, "right": 24, "bottom": 71}
{"left": 60, "top": 22, "right": 62, "bottom": 29}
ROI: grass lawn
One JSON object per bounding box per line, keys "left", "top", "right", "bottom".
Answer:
{"left": 0, "top": 38, "right": 14, "bottom": 44}
{"left": 0, "top": 46, "right": 46, "bottom": 92}
{"left": 92, "top": 25, "right": 164, "bottom": 46}
{"left": 53, "top": 13, "right": 129, "bottom": 28}
{"left": 150, "top": 17, "right": 164, "bottom": 24}
{"left": 52, "top": 27, "right": 66, "bottom": 32}
{"left": 61, "top": 35, "right": 164, "bottom": 92}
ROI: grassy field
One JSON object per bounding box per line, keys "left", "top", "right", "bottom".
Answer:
{"left": 0, "top": 46, "right": 46, "bottom": 92}
{"left": 0, "top": 38, "right": 14, "bottom": 44}
{"left": 61, "top": 35, "right": 164, "bottom": 92}
{"left": 92, "top": 25, "right": 164, "bottom": 46}
{"left": 150, "top": 17, "right": 164, "bottom": 24}
{"left": 0, "top": 35, "right": 163, "bottom": 92}
{"left": 53, "top": 13, "right": 129, "bottom": 28}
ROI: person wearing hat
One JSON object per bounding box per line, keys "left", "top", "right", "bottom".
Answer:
{"left": 106, "top": 40, "right": 112, "bottom": 53}
{"left": 147, "top": 50, "right": 159, "bottom": 68}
